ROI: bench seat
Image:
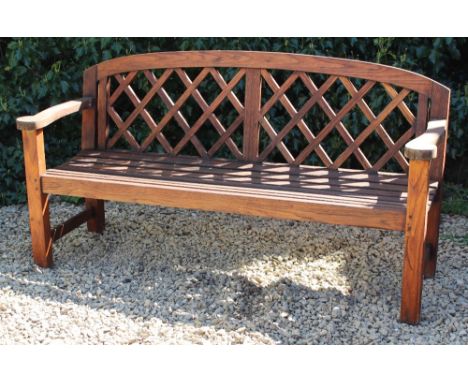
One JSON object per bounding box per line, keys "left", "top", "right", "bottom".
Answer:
{"left": 42, "top": 150, "right": 438, "bottom": 231}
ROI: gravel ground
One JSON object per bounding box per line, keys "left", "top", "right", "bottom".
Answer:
{"left": 0, "top": 200, "right": 466, "bottom": 344}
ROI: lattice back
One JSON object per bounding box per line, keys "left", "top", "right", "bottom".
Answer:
{"left": 102, "top": 67, "right": 246, "bottom": 160}
{"left": 97, "top": 66, "right": 427, "bottom": 173}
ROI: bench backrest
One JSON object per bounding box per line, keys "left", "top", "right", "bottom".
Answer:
{"left": 81, "top": 51, "right": 450, "bottom": 180}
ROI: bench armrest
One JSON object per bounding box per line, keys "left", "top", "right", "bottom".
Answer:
{"left": 404, "top": 119, "right": 447, "bottom": 161}
{"left": 16, "top": 97, "right": 94, "bottom": 131}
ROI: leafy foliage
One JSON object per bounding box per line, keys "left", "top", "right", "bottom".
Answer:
{"left": 0, "top": 38, "right": 467, "bottom": 205}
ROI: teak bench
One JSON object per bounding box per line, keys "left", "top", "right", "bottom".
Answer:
{"left": 17, "top": 51, "right": 450, "bottom": 324}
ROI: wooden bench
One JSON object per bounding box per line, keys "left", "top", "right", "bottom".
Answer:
{"left": 17, "top": 51, "right": 450, "bottom": 324}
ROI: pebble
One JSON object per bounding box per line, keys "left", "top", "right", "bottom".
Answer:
{"left": 0, "top": 201, "right": 466, "bottom": 344}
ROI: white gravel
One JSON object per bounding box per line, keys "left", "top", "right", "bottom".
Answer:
{"left": 0, "top": 200, "right": 467, "bottom": 344}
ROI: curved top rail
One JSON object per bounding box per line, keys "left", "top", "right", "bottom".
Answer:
{"left": 94, "top": 50, "right": 448, "bottom": 97}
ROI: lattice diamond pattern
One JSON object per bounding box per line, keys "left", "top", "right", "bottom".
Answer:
{"left": 258, "top": 70, "right": 417, "bottom": 172}
{"left": 106, "top": 68, "right": 246, "bottom": 159}
{"left": 105, "top": 67, "right": 418, "bottom": 172}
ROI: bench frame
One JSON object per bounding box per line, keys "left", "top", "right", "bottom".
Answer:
{"left": 17, "top": 51, "right": 450, "bottom": 325}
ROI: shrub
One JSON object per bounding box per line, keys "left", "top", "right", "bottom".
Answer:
{"left": 0, "top": 38, "right": 467, "bottom": 205}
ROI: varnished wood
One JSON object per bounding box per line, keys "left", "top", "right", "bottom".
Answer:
{"left": 17, "top": 98, "right": 93, "bottom": 131}
{"left": 294, "top": 80, "right": 375, "bottom": 166}
{"left": 107, "top": 69, "right": 174, "bottom": 149}
{"left": 332, "top": 87, "right": 410, "bottom": 170}
{"left": 244, "top": 69, "right": 262, "bottom": 161}
{"left": 140, "top": 68, "right": 212, "bottom": 153}
{"left": 96, "top": 51, "right": 444, "bottom": 96}
{"left": 172, "top": 69, "right": 246, "bottom": 155}
{"left": 404, "top": 120, "right": 447, "bottom": 160}
{"left": 42, "top": 169, "right": 406, "bottom": 231}
{"left": 18, "top": 51, "right": 451, "bottom": 325}
{"left": 260, "top": 71, "right": 332, "bottom": 167}
{"left": 424, "top": 188, "right": 442, "bottom": 278}
{"left": 82, "top": 65, "right": 105, "bottom": 234}
{"left": 97, "top": 78, "right": 110, "bottom": 149}
{"left": 81, "top": 67, "right": 98, "bottom": 149}
{"left": 21, "top": 129, "right": 53, "bottom": 267}
{"left": 428, "top": 86, "right": 451, "bottom": 181}
{"left": 176, "top": 69, "right": 243, "bottom": 159}
{"left": 142, "top": 70, "right": 207, "bottom": 156}
{"left": 400, "top": 159, "right": 431, "bottom": 324}
{"left": 51, "top": 209, "right": 93, "bottom": 242}
{"left": 340, "top": 78, "right": 409, "bottom": 171}
{"left": 54, "top": 151, "right": 439, "bottom": 205}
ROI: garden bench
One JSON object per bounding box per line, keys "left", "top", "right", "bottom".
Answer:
{"left": 17, "top": 51, "right": 450, "bottom": 324}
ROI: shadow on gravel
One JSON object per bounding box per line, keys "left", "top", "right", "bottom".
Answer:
{"left": 2, "top": 203, "right": 466, "bottom": 344}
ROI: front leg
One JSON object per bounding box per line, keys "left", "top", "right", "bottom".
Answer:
{"left": 22, "top": 129, "right": 53, "bottom": 267}
{"left": 400, "top": 159, "right": 431, "bottom": 324}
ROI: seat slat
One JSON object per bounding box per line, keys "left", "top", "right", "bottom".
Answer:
{"left": 42, "top": 170, "right": 406, "bottom": 231}
{"left": 60, "top": 156, "right": 438, "bottom": 203}
{"left": 78, "top": 150, "right": 414, "bottom": 185}
{"left": 42, "top": 150, "right": 440, "bottom": 232}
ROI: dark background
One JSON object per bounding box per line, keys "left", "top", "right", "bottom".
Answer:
{"left": 0, "top": 37, "right": 466, "bottom": 205}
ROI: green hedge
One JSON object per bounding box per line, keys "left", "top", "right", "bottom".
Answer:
{"left": 0, "top": 38, "right": 467, "bottom": 205}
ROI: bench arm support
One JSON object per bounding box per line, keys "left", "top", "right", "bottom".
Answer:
{"left": 16, "top": 97, "right": 94, "bottom": 131}
{"left": 404, "top": 119, "right": 447, "bottom": 161}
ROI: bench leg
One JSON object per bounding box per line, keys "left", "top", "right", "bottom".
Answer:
{"left": 85, "top": 198, "right": 105, "bottom": 233}
{"left": 400, "top": 160, "right": 430, "bottom": 325}
{"left": 424, "top": 189, "right": 442, "bottom": 279}
{"left": 22, "top": 129, "right": 54, "bottom": 268}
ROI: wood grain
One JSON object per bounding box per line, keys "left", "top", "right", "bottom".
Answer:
{"left": 243, "top": 69, "right": 262, "bottom": 161}
{"left": 21, "top": 129, "right": 53, "bottom": 267}
{"left": 400, "top": 159, "right": 430, "bottom": 324}
{"left": 42, "top": 169, "right": 406, "bottom": 231}
{"left": 404, "top": 120, "right": 447, "bottom": 160}
{"left": 95, "top": 51, "right": 444, "bottom": 96}
{"left": 82, "top": 66, "right": 105, "bottom": 233}
{"left": 17, "top": 98, "right": 93, "bottom": 131}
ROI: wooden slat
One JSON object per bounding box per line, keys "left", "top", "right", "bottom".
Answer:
{"left": 114, "top": 72, "right": 173, "bottom": 153}
{"left": 260, "top": 70, "right": 332, "bottom": 167}
{"left": 143, "top": 70, "right": 207, "bottom": 156}
{"left": 58, "top": 157, "right": 438, "bottom": 204}
{"left": 140, "top": 68, "right": 211, "bottom": 153}
{"left": 107, "top": 69, "right": 173, "bottom": 149}
{"left": 373, "top": 127, "right": 414, "bottom": 171}
{"left": 42, "top": 170, "right": 406, "bottom": 231}
{"left": 259, "top": 116, "right": 295, "bottom": 163}
{"left": 382, "top": 83, "right": 416, "bottom": 126}
{"left": 428, "top": 86, "right": 451, "bottom": 181}
{"left": 69, "top": 151, "right": 429, "bottom": 192}
{"left": 298, "top": 74, "right": 372, "bottom": 169}
{"left": 332, "top": 88, "right": 411, "bottom": 169}
{"left": 95, "top": 51, "right": 437, "bottom": 96}
{"left": 209, "top": 68, "right": 245, "bottom": 114}
{"left": 51, "top": 209, "right": 93, "bottom": 242}
{"left": 259, "top": 74, "right": 337, "bottom": 162}
{"left": 107, "top": 106, "right": 140, "bottom": 150}
{"left": 415, "top": 94, "right": 428, "bottom": 136}
{"left": 81, "top": 66, "right": 97, "bottom": 150}
{"left": 260, "top": 71, "right": 299, "bottom": 116}
{"left": 108, "top": 71, "right": 138, "bottom": 105}
{"left": 77, "top": 149, "right": 415, "bottom": 185}
{"left": 339, "top": 77, "right": 409, "bottom": 171}
{"left": 97, "top": 78, "right": 110, "bottom": 149}
{"left": 172, "top": 69, "right": 246, "bottom": 155}
{"left": 175, "top": 68, "right": 243, "bottom": 159}
{"left": 294, "top": 80, "right": 376, "bottom": 166}
{"left": 243, "top": 69, "right": 262, "bottom": 161}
